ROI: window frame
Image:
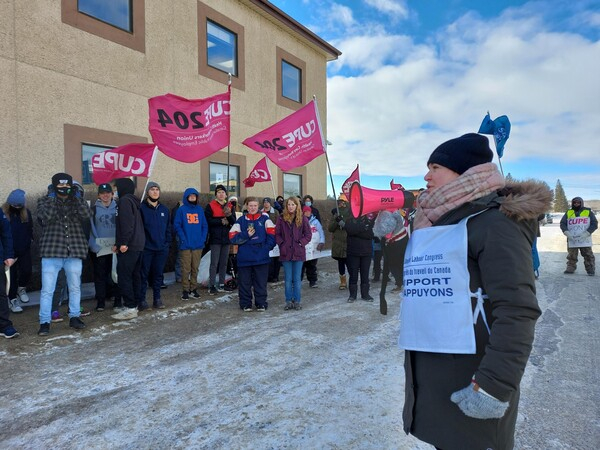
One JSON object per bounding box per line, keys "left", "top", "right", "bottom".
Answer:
{"left": 282, "top": 171, "right": 304, "bottom": 199}
{"left": 209, "top": 162, "right": 240, "bottom": 198}
{"left": 64, "top": 124, "right": 148, "bottom": 193}
{"left": 276, "top": 47, "right": 306, "bottom": 110}
{"left": 198, "top": 2, "right": 245, "bottom": 91}
{"left": 200, "top": 151, "right": 247, "bottom": 198}
{"left": 61, "top": 0, "right": 145, "bottom": 52}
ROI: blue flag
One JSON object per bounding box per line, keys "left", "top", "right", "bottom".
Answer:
{"left": 478, "top": 113, "right": 511, "bottom": 158}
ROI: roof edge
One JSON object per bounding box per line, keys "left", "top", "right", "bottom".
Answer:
{"left": 246, "top": 0, "right": 342, "bottom": 60}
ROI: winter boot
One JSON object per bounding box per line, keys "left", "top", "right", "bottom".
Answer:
{"left": 348, "top": 284, "right": 357, "bottom": 303}
{"left": 339, "top": 274, "right": 347, "bottom": 290}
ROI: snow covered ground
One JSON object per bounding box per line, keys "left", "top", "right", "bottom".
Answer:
{"left": 1, "top": 223, "right": 598, "bottom": 449}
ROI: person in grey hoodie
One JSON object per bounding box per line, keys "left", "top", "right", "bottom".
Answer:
{"left": 88, "top": 183, "right": 120, "bottom": 311}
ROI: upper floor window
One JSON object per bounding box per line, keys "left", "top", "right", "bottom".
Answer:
{"left": 198, "top": 2, "right": 245, "bottom": 90}
{"left": 62, "top": 0, "right": 145, "bottom": 52}
{"left": 209, "top": 162, "right": 240, "bottom": 198}
{"left": 276, "top": 47, "right": 306, "bottom": 110}
{"left": 281, "top": 60, "right": 301, "bottom": 102}
{"left": 207, "top": 20, "right": 237, "bottom": 76}
{"left": 78, "top": 0, "right": 132, "bottom": 32}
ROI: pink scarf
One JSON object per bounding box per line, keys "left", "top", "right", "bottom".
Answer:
{"left": 413, "top": 163, "right": 505, "bottom": 230}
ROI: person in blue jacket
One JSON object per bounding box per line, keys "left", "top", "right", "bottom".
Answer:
{"left": 174, "top": 187, "right": 208, "bottom": 300}
{"left": 229, "top": 197, "right": 276, "bottom": 311}
{"left": 0, "top": 208, "right": 18, "bottom": 338}
{"left": 140, "top": 182, "right": 172, "bottom": 309}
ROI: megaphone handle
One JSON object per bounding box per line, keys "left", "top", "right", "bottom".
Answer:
{"left": 379, "top": 250, "right": 390, "bottom": 315}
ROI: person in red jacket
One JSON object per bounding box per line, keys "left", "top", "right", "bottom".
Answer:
{"left": 205, "top": 184, "right": 235, "bottom": 294}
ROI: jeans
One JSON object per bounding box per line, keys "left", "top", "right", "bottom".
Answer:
{"left": 282, "top": 260, "right": 303, "bottom": 304}
{"left": 39, "top": 258, "right": 82, "bottom": 324}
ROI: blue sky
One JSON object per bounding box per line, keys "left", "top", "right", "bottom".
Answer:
{"left": 270, "top": 0, "right": 600, "bottom": 203}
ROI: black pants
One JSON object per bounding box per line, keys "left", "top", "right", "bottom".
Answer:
{"left": 141, "top": 248, "right": 169, "bottom": 303}
{"left": 0, "top": 272, "right": 14, "bottom": 331}
{"left": 117, "top": 250, "right": 143, "bottom": 309}
{"left": 268, "top": 256, "right": 281, "bottom": 281}
{"left": 8, "top": 249, "right": 32, "bottom": 299}
{"left": 90, "top": 252, "right": 120, "bottom": 307}
{"left": 347, "top": 254, "right": 371, "bottom": 297}
{"left": 238, "top": 263, "right": 269, "bottom": 309}
{"left": 302, "top": 259, "right": 318, "bottom": 283}
{"left": 384, "top": 238, "right": 409, "bottom": 287}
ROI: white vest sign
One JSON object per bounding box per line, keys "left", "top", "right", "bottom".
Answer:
{"left": 399, "top": 214, "right": 487, "bottom": 354}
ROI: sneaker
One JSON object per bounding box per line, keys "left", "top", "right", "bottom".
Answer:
{"left": 17, "top": 287, "right": 30, "bottom": 303}
{"left": 69, "top": 316, "right": 86, "bottom": 330}
{"left": 96, "top": 304, "right": 105, "bottom": 312}
{"left": 160, "top": 284, "right": 168, "bottom": 289}
{"left": 153, "top": 301, "right": 166, "bottom": 309}
{"left": 51, "top": 310, "right": 64, "bottom": 322}
{"left": 190, "top": 289, "right": 201, "bottom": 299}
{"left": 111, "top": 307, "right": 138, "bottom": 320}
{"left": 362, "top": 295, "right": 374, "bottom": 302}
{"left": 9, "top": 298, "right": 23, "bottom": 313}
{"left": 80, "top": 307, "right": 91, "bottom": 317}
{"left": 243, "top": 306, "right": 253, "bottom": 312}
{"left": 284, "top": 302, "right": 294, "bottom": 311}
{"left": 138, "top": 302, "right": 149, "bottom": 312}
{"left": 209, "top": 286, "right": 218, "bottom": 296}
{"left": 223, "top": 284, "right": 234, "bottom": 292}
{"left": 309, "top": 282, "right": 317, "bottom": 288}
{"left": 390, "top": 286, "right": 402, "bottom": 293}
{"left": 181, "top": 290, "right": 190, "bottom": 301}
{"left": 0, "top": 326, "right": 19, "bottom": 339}
{"left": 564, "top": 270, "right": 574, "bottom": 274}
{"left": 112, "top": 306, "right": 126, "bottom": 313}
{"left": 294, "top": 303, "right": 302, "bottom": 310}
{"left": 38, "top": 323, "right": 50, "bottom": 336}
{"left": 217, "top": 285, "right": 225, "bottom": 292}
{"left": 347, "top": 297, "right": 356, "bottom": 303}
{"left": 256, "top": 306, "right": 266, "bottom": 312}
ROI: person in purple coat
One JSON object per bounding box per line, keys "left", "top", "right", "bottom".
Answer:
{"left": 275, "top": 197, "right": 311, "bottom": 310}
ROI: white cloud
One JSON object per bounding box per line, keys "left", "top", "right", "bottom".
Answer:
{"left": 330, "top": 3, "right": 356, "bottom": 28}
{"left": 325, "top": 4, "right": 600, "bottom": 198}
{"left": 364, "top": 0, "right": 409, "bottom": 19}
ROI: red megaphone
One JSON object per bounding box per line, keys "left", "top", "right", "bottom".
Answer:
{"left": 349, "top": 182, "right": 415, "bottom": 218}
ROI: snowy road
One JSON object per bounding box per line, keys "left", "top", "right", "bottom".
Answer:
{"left": 1, "top": 222, "right": 598, "bottom": 449}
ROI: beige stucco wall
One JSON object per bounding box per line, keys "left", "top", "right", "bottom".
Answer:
{"left": 0, "top": 0, "right": 332, "bottom": 204}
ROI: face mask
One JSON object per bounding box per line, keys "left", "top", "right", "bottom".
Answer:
{"left": 305, "top": 201, "right": 312, "bottom": 207}
{"left": 55, "top": 186, "right": 71, "bottom": 196}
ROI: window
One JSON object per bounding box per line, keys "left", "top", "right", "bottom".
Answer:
{"left": 283, "top": 173, "right": 302, "bottom": 198}
{"left": 198, "top": 2, "right": 245, "bottom": 90}
{"left": 207, "top": 21, "right": 237, "bottom": 76}
{"left": 61, "top": 0, "right": 145, "bottom": 52}
{"left": 78, "top": 0, "right": 132, "bottom": 32}
{"left": 281, "top": 60, "right": 301, "bottom": 102}
{"left": 82, "top": 144, "right": 113, "bottom": 185}
{"left": 209, "top": 163, "right": 240, "bottom": 197}
{"left": 64, "top": 124, "right": 148, "bottom": 190}
{"left": 276, "top": 47, "right": 306, "bottom": 109}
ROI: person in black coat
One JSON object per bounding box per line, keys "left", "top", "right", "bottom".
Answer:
{"left": 344, "top": 213, "right": 375, "bottom": 302}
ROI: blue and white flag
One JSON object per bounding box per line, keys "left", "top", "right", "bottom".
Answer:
{"left": 478, "top": 113, "right": 511, "bottom": 158}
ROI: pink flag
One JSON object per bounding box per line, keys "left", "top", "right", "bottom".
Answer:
{"left": 342, "top": 165, "right": 360, "bottom": 197}
{"left": 243, "top": 157, "right": 272, "bottom": 188}
{"left": 148, "top": 90, "right": 230, "bottom": 163}
{"left": 242, "top": 100, "right": 325, "bottom": 171}
{"left": 91, "top": 143, "right": 157, "bottom": 185}
{"left": 390, "top": 179, "right": 404, "bottom": 190}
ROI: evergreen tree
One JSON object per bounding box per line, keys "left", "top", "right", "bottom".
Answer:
{"left": 554, "top": 179, "right": 568, "bottom": 212}
{"left": 505, "top": 173, "right": 514, "bottom": 183}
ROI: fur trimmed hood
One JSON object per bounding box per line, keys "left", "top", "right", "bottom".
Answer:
{"left": 497, "top": 180, "right": 553, "bottom": 221}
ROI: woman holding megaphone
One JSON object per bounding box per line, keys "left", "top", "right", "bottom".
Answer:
{"left": 400, "top": 133, "right": 551, "bottom": 450}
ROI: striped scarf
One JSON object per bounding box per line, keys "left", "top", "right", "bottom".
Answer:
{"left": 413, "top": 163, "right": 505, "bottom": 230}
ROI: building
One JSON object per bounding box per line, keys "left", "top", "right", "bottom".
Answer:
{"left": 0, "top": 0, "right": 341, "bottom": 202}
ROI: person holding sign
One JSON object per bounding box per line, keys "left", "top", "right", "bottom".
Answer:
{"left": 559, "top": 197, "right": 597, "bottom": 275}
{"left": 400, "top": 133, "right": 551, "bottom": 450}
{"left": 88, "top": 183, "right": 119, "bottom": 312}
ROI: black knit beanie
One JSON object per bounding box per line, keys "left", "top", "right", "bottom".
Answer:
{"left": 51, "top": 172, "right": 73, "bottom": 188}
{"left": 215, "top": 184, "right": 226, "bottom": 195}
{"left": 427, "top": 133, "right": 493, "bottom": 175}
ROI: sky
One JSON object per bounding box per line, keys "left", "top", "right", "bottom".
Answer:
{"left": 270, "top": 0, "right": 600, "bottom": 203}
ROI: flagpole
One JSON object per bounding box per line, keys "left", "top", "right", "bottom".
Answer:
{"left": 484, "top": 110, "right": 505, "bottom": 177}
{"left": 266, "top": 158, "right": 276, "bottom": 198}
{"left": 140, "top": 145, "right": 159, "bottom": 203}
{"left": 226, "top": 74, "right": 232, "bottom": 195}
{"left": 312, "top": 95, "right": 338, "bottom": 212}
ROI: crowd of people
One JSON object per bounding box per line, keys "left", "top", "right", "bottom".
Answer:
{"left": 1, "top": 134, "right": 597, "bottom": 450}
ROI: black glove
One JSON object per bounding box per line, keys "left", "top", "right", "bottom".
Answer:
{"left": 335, "top": 215, "right": 342, "bottom": 223}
